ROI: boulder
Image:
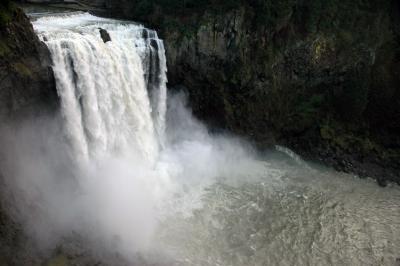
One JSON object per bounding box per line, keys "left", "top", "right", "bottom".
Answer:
{"left": 99, "top": 28, "right": 111, "bottom": 43}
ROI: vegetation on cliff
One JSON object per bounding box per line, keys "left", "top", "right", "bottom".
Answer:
{"left": 0, "top": 0, "right": 13, "bottom": 26}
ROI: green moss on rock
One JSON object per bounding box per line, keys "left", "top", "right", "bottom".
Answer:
{"left": 0, "top": 0, "right": 13, "bottom": 26}
{"left": 46, "top": 255, "right": 69, "bottom": 266}
{"left": 12, "top": 62, "right": 32, "bottom": 78}
{"left": 0, "top": 41, "right": 10, "bottom": 57}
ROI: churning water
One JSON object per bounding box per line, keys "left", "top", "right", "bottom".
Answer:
{"left": 5, "top": 12, "right": 399, "bottom": 266}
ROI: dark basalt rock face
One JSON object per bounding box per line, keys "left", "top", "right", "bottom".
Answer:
{"left": 106, "top": 0, "right": 400, "bottom": 185}
{"left": 99, "top": 27, "right": 111, "bottom": 43}
{"left": 0, "top": 6, "right": 58, "bottom": 264}
{"left": 0, "top": 7, "right": 57, "bottom": 120}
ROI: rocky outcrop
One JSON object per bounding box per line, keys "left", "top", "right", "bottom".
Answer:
{"left": 0, "top": 6, "right": 57, "bottom": 120}
{"left": 0, "top": 5, "right": 58, "bottom": 264}
{"left": 99, "top": 27, "right": 111, "bottom": 43}
{"left": 106, "top": 0, "right": 400, "bottom": 185}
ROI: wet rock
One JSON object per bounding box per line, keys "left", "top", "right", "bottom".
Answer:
{"left": 99, "top": 28, "right": 111, "bottom": 43}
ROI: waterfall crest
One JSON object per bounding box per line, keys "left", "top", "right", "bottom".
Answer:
{"left": 34, "top": 13, "right": 167, "bottom": 163}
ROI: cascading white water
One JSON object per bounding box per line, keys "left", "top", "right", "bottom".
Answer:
{"left": 141, "top": 29, "right": 168, "bottom": 149}
{"left": 34, "top": 13, "right": 167, "bottom": 163}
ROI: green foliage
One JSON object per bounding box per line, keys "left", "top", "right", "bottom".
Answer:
{"left": 248, "top": 0, "right": 296, "bottom": 27}
{"left": 134, "top": 0, "right": 154, "bottom": 17}
{"left": 320, "top": 121, "right": 382, "bottom": 155}
{"left": 0, "top": 9, "right": 12, "bottom": 26}
{"left": 283, "top": 93, "right": 325, "bottom": 132}
{"left": 12, "top": 62, "right": 32, "bottom": 78}
{"left": 331, "top": 67, "right": 370, "bottom": 121}
{"left": 0, "top": 11, "right": 11, "bottom": 26}
{"left": 297, "top": 94, "right": 324, "bottom": 115}
{"left": 210, "top": 0, "right": 242, "bottom": 11}
{"left": 129, "top": 0, "right": 242, "bottom": 17}
{"left": 0, "top": 40, "right": 11, "bottom": 57}
{"left": 0, "top": 0, "right": 11, "bottom": 9}
{"left": 295, "top": 0, "right": 392, "bottom": 34}
{"left": 120, "top": 0, "right": 393, "bottom": 38}
{"left": 46, "top": 255, "right": 69, "bottom": 266}
{"left": 0, "top": 0, "right": 12, "bottom": 25}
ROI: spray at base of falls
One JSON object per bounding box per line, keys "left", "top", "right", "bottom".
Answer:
{"left": 30, "top": 12, "right": 177, "bottom": 255}
{"left": 0, "top": 12, "right": 270, "bottom": 260}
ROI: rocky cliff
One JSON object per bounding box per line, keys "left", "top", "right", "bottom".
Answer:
{"left": 0, "top": 3, "right": 57, "bottom": 264}
{"left": 0, "top": 4, "right": 57, "bottom": 120}
{"left": 105, "top": 0, "right": 400, "bottom": 186}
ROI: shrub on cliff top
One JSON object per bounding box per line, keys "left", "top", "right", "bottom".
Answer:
{"left": 0, "top": 0, "right": 13, "bottom": 25}
{"left": 0, "top": 0, "right": 11, "bottom": 8}
{"left": 128, "top": 0, "right": 242, "bottom": 17}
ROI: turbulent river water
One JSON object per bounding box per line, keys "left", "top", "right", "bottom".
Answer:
{"left": 10, "top": 11, "right": 399, "bottom": 266}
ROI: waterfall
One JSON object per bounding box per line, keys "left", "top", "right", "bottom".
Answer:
{"left": 33, "top": 13, "right": 167, "bottom": 163}
{"left": 5, "top": 11, "right": 398, "bottom": 266}
{"left": 140, "top": 29, "right": 168, "bottom": 149}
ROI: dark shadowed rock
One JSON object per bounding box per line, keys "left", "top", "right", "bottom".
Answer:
{"left": 0, "top": 7, "right": 57, "bottom": 120}
{"left": 105, "top": 0, "right": 400, "bottom": 185}
{"left": 99, "top": 28, "right": 111, "bottom": 43}
{"left": 0, "top": 5, "right": 60, "bottom": 265}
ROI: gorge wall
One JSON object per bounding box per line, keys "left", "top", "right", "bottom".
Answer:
{"left": 0, "top": 3, "right": 57, "bottom": 120}
{"left": 105, "top": 0, "right": 400, "bottom": 185}
{"left": 0, "top": 2, "right": 57, "bottom": 264}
